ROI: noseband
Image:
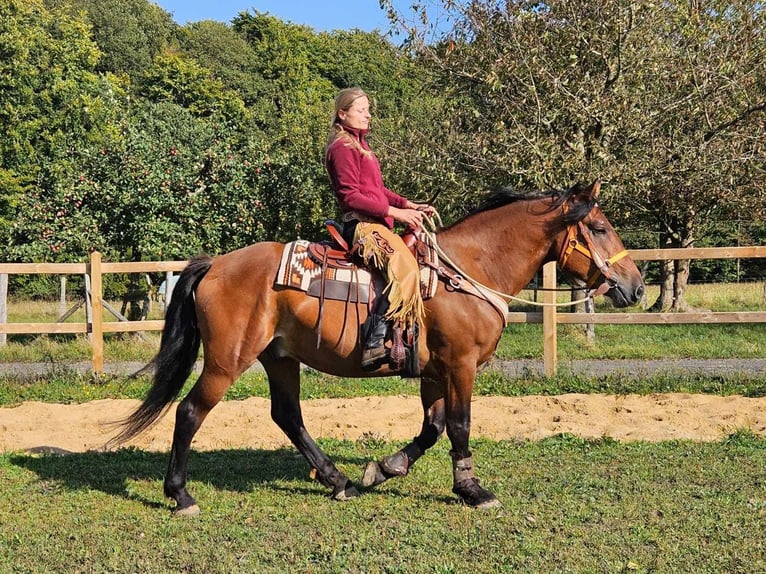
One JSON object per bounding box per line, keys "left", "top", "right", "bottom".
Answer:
{"left": 558, "top": 214, "right": 629, "bottom": 295}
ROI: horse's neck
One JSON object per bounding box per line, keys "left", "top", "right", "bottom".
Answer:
{"left": 436, "top": 207, "right": 555, "bottom": 296}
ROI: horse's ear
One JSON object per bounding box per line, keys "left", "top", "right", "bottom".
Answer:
{"left": 570, "top": 180, "right": 600, "bottom": 206}
{"left": 587, "top": 180, "right": 601, "bottom": 201}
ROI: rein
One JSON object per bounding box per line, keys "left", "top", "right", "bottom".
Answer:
{"left": 419, "top": 206, "right": 622, "bottom": 314}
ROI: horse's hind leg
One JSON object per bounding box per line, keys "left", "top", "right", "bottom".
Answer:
{"left": 261, "top": 352, "right": 359, "bottom": 501}
{"left": 362, "top": 376, "right": 446, "bottom": 488}
{"left": 164, "top": 370, "right": 234, "bottom": 515}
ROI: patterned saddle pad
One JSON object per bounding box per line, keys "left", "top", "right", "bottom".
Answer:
{"left": 275, "top": 238, "right": 439, "bottom": 304}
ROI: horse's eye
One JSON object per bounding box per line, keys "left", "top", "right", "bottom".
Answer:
{"left": 590, "top": 225, "right": 607, "bottom": 236}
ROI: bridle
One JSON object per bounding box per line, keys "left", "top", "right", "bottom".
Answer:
{"left": 557, "top": 212, "right": 629, "bottom": 296}
{"left": 417, "top": 199, "right": 631, "bottom": 322}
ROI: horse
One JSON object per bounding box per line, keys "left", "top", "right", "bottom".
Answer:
{"left": 114, "top": 180, "right": 644, "bottom": 515}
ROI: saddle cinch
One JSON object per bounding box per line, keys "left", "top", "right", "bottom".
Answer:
{"left": 275, "top": 220, "right": 440, "bottom": 366}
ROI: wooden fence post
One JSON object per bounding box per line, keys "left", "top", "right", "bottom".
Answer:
{"left": 59, "top": 276, "right": 67, "bottom": 318}
{"left": 165, "top": 270, "right": 175, "bottom": 309}
{"left": 84, "top": 273, "right": 92, "bottom": 341}
{"left": 0, "top": 273, "right": 7, "bottom": 346}
{"left": 543, "top": 262, "right": 557, "bottom": 377}
{"left": 89, "top": 251, "right": 104, "bottom": 374}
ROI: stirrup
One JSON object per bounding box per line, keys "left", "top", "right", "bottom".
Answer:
{"left": 392, "top": 323, "right": 420, "bottom": 378}
{"left": 389, "top": 325, "right": 407, "bottom": 371}
{"left": 362, "top": 345, "right": 388, "bottom": 371}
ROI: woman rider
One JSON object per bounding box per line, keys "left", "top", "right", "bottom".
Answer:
{"left": 324, "top": 87, "right": 434, "bottom": 371}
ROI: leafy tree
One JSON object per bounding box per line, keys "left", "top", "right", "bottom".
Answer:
{"left": 0, "top": 0, "right": 120, "bottom": 257}
{"left": 232, "top": 13, "right": 443, "bottom": 231}
{"left": 9, "top": 101, "right": 266, "bottom": 262}
{"left": 178, "top": 20, "right": 266, "bottom": 108}
{"left": 230, "top": 13, "right": 341, "bottom": 233}
{"left": 139, "top": 49, "right": 250, "bottom": 126}
{"left": 620, "top": 2, "right": 766, "bottom": 309}
{"left": 311, "top": 29, "right": 446, "bottom": 205}
{"left": 233, "top": 13, "right": 333, "bottom": 148}
{"left": 384, "top": 0, "right": 766, "bottom": 308}
{"left": 51, "top": 0, "right": 179, "bottom": 81}
{"left": 8, "top": 96, "right": 335, "bottom": 263}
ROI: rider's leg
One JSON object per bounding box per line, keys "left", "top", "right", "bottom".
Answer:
{"left": 355, "top": 223, "right": 424, "bottom": 371}
{"left": 361, "top": 295, "right": 390, "bottom": 370}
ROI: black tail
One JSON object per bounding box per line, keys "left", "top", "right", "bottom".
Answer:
{"left": 111, "top": 256, "right": 213, "bottom": 445}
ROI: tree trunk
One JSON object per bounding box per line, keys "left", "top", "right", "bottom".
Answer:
{"left": 671, "top": 258, "right": 691, "bottom": 311}
{"left": 572, "top": 286, "right": 595, "bottom": 343}
{"left": 650, "top": 259, "right": 675, "bottom": 311}
{"left": 650, "top": 218, "right": 694, "bottom": 313}
{"left": 670, "top": 221, "right": 695, "bottom": 311}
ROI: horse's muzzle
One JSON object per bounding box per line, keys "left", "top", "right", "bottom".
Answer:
{"left": 607, "top": 279, "right": 645, "bottom": 308}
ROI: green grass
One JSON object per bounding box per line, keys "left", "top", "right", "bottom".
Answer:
{"left": 498, "top": 280, "right": 766, "bottom": 360}
{"left": 1, "top": 434, "right": 764, "bottom": 573}
{"left": 1, "top": 282, "right": 764, "bottom": 363}
{"left": 1, "top": 285, "right": 763, "bottom": 572}
{"left": 514, "top": 280, "right": 766, "bottom": 313}
{"left": 0, "top": 332, "right": 162, "bottom": 363}
{"left": 2, "top": 321, "right": 763, "bottom": 364}
{"left": 1, "top": 367, "right": 764, "bottom": 407}
{"left": 496, "top": 322, "right": 766, "bottom": 360}
{"left": 475, "top": 368, "right": 766, "bottom": 398}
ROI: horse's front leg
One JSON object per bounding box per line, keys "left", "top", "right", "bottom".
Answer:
{"left": 362, "top": 376, "right": 446, "bottom": 488}
{"left": 261, "top": 353, "right": 359, "bottom": 501}
{"left": 445, "top": 364, "right": 501, "bottom": 509}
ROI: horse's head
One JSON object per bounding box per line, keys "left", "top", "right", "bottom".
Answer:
{"left": 555, "top": 181, "right": 644, "bottom": 308}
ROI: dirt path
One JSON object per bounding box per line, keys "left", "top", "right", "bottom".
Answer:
{"left": 2, "top": 393, "right": 765, "bottom": 454}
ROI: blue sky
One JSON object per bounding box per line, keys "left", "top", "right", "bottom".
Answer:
{"left": 153, "top": 0, "right": 399, "bottom": 33}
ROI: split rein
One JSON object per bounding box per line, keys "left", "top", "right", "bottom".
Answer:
{"left": 418, "top": 210, "right": 628, "bottom": 313}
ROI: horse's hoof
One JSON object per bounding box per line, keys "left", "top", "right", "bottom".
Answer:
{"left": 476, "top": 497, "right": 503, "bottom": 510}
{"left": 362, "top": 461, "right": 387, "bottom": 488}
{"left": 173, "top": 504, "right": 201, "bottom": 516}
{"left": 453, "top": 478, "right": 501, "bottom": 509}
{"left": 332, "top": 481, "right": 361, "bottom": 501}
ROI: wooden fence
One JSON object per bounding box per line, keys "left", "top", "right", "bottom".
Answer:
{"left": 1, "top": 247, "right": 764, "bottom": 375}
{"left": 531, "top": 246, "right": 766, "bottom": 375}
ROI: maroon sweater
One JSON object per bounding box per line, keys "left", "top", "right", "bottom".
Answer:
{"left": 325, "top": 126, "right": 407, "bottom": 229}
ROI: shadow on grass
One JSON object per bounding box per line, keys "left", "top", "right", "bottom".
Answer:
{"left": 9, "top": 447, "right": 373, "bottom": 507}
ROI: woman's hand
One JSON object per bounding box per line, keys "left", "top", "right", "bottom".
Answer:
{"left": 388, "top": 206, "right": 426, "bottom": 230}
{"left": 405, "top": 201, "right": 436, "bottom": 217}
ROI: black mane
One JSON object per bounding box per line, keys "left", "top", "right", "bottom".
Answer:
{"left": 458, "top": 183, "right": 596, "bottom": 225}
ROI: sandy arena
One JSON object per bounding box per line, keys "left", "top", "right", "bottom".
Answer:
{"left": 1, "top": 393, "right": 765, "bottom": 454}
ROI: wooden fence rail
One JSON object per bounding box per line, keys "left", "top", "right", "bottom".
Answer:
{"left": 532, "top": 246, "right": 766, "bottom": 375}
{"left": 1, "top": 247, "right": 765, "bottom": 375}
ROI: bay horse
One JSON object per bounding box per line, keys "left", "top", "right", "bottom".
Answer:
{"left": 115, "top": 180, "right": 644, "bottom": 514}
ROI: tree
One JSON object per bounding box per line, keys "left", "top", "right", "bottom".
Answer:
{"left": 311, "top": 29, "right": 446, "bottom": 205}
{"left": 232, "top": 13, "right": 442, "bottom": 227}
{"left": 178, "top": 20, "right": 266, "bottom": 109}
{"left": 4, "top": 6, "right": 428, "bottom": 266}
{"left": 53, "top": 0, "right": 179, "bottom": 81}
{"left": 9, "top": 101, "right": 270, "bottom": 262}
{"left": 0, "top": 0, "right": 120, "bottom": 257}
{"left": 620, "top": 2, "right": 766, "bottom": 310}
{"left": 139, "top": 49, "right": 250, "bottom": 126}
{"left": 384, "top": 0, "right": 766, "bottom": 309}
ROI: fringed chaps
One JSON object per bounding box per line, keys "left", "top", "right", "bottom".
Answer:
{"left": 354, "top": 222, "right": 425, "bottom": 330}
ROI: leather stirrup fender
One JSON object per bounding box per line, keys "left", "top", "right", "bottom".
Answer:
{"left": 324, "top": 219, "right": 350, "bottom": 252}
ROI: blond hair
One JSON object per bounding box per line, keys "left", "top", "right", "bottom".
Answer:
{"left": 324, "top": 87, "right": 372, "bottom": 158}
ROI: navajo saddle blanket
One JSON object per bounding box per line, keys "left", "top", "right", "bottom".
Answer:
{"left": 275, "top": 238, "right": 439, "bottom": 304}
